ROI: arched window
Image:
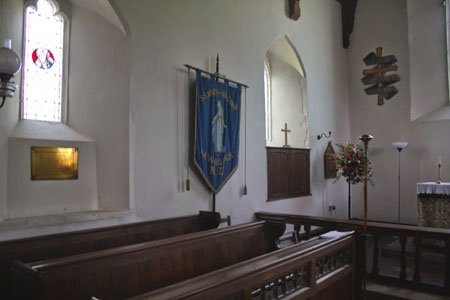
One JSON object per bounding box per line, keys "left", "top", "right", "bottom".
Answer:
{"left": 264, "top": 59, "right": 272, "bottom": 142}
{"left": 265, "top": 36, "right": 309, "bottom": 148}
{"left": 21, "top": 0, "right": 67, "bottom": 122}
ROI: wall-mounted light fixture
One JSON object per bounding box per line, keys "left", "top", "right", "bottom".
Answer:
{"left": 0, "top": 39, "right": 22, "bottom": 109}
{"left": 317, "top": 131, "right": 331, "bottom": 140}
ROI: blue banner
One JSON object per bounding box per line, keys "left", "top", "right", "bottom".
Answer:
{"left": 194, "top": 70, "right": 242, "bottom": 193}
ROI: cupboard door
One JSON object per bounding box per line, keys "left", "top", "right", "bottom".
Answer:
{"left": 267, "top": 148, "right": 290, "bottom": 200}
{"left": 290, "top": 149, "right": 310, "bottom": 197}
{"left": 267, "top": 147, "right": 310, "bottom": 201}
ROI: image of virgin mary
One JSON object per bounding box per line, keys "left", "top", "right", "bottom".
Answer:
{"left": 211, "top": 101, "right": 227, "bottom": 153}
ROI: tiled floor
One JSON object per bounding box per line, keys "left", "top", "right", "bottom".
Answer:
{"left": 365, "top": 235, "right": 449, "bottom": 299}
{"left": 367, "top": 281, "right": 450, "bottom": 300}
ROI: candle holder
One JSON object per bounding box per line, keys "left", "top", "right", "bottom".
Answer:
{"left": 437, "top": 163, "right": 442, "bottom": 184}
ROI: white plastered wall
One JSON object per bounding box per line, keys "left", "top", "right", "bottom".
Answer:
{"left": 409, "top": 0, "right": 449, "bottom": 121}
{"left": 0, "top": 0, "right": 25, "bottom": 222}
{"left": 348, "top": 0, "right": 450, "bottom": 224}
{"left": 67, "top": 4, "right": 130, "bottom": 211}
{"left": 119, "top": 0, "right": 350, "bottom": 224}
{"left": 0, "top": 0, "right": 350, "bottom": 240}
{"left": 0, "top": 0, "right": 130, "bottom": 238}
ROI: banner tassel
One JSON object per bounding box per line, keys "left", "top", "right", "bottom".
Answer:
{"left": 243, "top": 87, "right": 248, "bottom": 195}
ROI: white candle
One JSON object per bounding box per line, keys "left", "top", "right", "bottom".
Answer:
{"left": 438, "top": 156, "right": 442, "bottom": 165}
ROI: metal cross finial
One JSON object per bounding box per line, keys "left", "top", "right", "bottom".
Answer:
{"left": 216, "top": 54, "right": 219, "bottom": 76}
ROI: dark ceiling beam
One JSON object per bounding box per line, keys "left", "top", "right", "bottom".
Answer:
{"left": 336, "top": 0, "right": 358, "bottom": 49}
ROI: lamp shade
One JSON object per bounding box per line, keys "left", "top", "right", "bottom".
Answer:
{"left": 0, "top": 39, "right": 21, "bottom": 76}
{"left": 392, "top": 141, "right": 408, "bottom": 150}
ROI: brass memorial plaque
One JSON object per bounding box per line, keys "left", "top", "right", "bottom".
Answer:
{"left": 31, "top": 147, "right": 78, "bottom": 180}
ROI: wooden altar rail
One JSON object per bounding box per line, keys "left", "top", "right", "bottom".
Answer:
{"left": 129, "top": 234, "right": 355, "bottom": 300}
{"left": 0, "top": 211, "right": 220, "bottom": 299}
{"left": 10, "top": 221, "right": 285, "bottom": 300}
{"left": 255, "top": 211, "right": 450, "bottom": 296}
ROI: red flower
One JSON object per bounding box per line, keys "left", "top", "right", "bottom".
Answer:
{"left": 330, "top": 140, "right": 373, "bottom": 185}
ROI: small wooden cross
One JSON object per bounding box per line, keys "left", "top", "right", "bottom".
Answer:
{"left": 281, "top": 123, "right": 291, "bottom": 148}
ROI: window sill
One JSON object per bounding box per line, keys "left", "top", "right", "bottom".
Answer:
{"left": 412, "top": 105, "right": 450, "bottom": 122}
{"left": 267, "top": 193, "right": 312, "bottom": 202}
{"left": 9, "top": 120, "right": 93, "bottom": 142}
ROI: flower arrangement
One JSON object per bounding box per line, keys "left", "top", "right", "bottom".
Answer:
{"left": 330, "top": 141, "right": 373, "bottom": 184}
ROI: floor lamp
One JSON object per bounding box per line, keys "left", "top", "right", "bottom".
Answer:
{"left": 392, "top": 141, "right": 408, "bottom": 223}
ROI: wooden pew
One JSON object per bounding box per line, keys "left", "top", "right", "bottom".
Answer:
{"left": 0, "top": 211, "right": 220, "bottom": 298}
{"left": 129, "top": 233, "right": 356, "bottom": 300}
{"left": 256, "top": 211, "right": 450, "bottom": 297}
{"left": 10, "top": 220, "right": 285, "bottom": 300}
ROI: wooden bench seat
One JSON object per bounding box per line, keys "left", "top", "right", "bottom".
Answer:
{"left": 1, "top": 211, "right": 220, "bottom": 298}
{"left": 10, "top": 220, "right": 285, "bottom": 300}
{"left": 129, "top": 233, "right": 356, "bottom": 300}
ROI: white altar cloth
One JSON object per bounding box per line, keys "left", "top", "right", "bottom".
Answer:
{"left": 416, "top": 182, "right": 450, "bottom": 195}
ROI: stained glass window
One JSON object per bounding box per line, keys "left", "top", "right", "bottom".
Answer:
{"left": 22, "top": 0, "right": 65, "bottom": 122}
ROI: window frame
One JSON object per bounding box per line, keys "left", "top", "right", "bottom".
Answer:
{"left": 21, "top": 0, "right": 70, "bottom": 123}
{"left": 446, "top": 0, "right": 450, "bottom": 102}
{"left": 264, "top": 58, "right": 272, "bottom": 143}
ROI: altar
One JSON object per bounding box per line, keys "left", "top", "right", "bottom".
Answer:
{"left": 416, "top": 182, "right": 450, "bottom": 229}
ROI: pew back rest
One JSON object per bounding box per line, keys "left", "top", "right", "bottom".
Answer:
{"left": 129, "top": 234, "right": 356, "bottom": 300}
{"left": 11, "top": 221, "right": 283, "bottom": 300}
{"left": 1, "top": 211, "right": 220, "bottom": 298}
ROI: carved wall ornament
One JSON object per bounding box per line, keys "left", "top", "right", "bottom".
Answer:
{"left": 288, "top": 0, "right": 301, "bottom": 21}
{"left": 361, "top": 47, "right": 400, "bottom": 106}
{"left": 324, "top": 141, "right": 337, "bottom": 179}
